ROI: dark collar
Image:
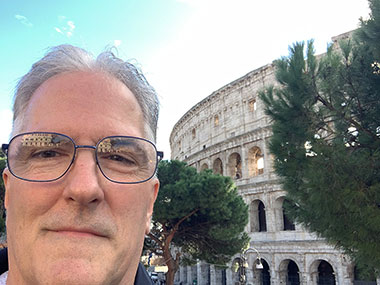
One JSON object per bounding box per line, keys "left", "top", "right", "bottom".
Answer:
{"left": 135, "top": 263, "right": 154, "bottom": 285}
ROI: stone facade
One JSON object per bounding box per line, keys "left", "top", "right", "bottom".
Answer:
{"left": 169, "top": 32, "right": 375, "bottom": 285}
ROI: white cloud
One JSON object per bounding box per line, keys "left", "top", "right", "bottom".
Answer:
{"left": 0, "top": 109, "right": 13, "bottom": 144}
{"left": 114, "top": 40, "right": 122, "bottom": 47}
{"left": 54, "top": 19, "right": 76, "bottom": 38}
{"left": 54, "top": 27, "right": 63, "bottom": 34}
{"left": 14, "top": 14, "right": 33, "bottom": 27}
{"left": 67, "top": 21, "right": 75, "bottom": 31}
{"left": 146, "top": 0, "right": 370, "bottom": 158}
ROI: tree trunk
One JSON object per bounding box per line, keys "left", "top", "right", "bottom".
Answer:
{"left": 165, "top": 266, "right": 176, "bottom": 285}
{"left": 163, "top": 245, "right": 177, "bottom": 285}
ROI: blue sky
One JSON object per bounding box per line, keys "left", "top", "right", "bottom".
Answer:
{"left": 0, "top": 0, "right": 370, "bottom": 157}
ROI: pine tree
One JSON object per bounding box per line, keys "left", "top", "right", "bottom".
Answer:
{"left": 260, "top": 0, "right": 380, "bottom": 272}
{"left": 145, "top": 160, "right": 249, "bottom": 285}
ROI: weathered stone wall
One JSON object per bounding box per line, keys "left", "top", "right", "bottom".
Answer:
{"left": 170, "top": 32, "right": 360, "bottom": 285}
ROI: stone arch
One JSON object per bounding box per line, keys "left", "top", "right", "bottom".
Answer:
{"left": 310, "top": 259, "right": 336, "bottom": 285}
{"left": 192, "top": 128, "right": 196, "bottom": 139}
{"left": 213, "top": 158, "right": 223, "bottom": 175}
{"left": 201, "top": 163, "right": 209, "bottom": 171}
{"left": 274, "top": 196, "right": 295, "bottom": 231}
{"left": 250, "top": 199, "right": 267, "bottom": 232}
{"left": 279, "top": 259, "right": 300, "bottom": 285}
{"left": 228, "top": 152, "right": 242, "bottom": 179}
{"left": 283, "top": 199, "right": 296, "bottom": 231}
{"left": 214, "top": 114, "right": 219, "bottom": 126}
{"left": 248, "top": 98, "right": 257, "bottom": 112}
{"left": 248, "top": 146, "right": 264, "bottom": 176}
{"left": 259, "top": 259, "right": 271, "bottom": 285}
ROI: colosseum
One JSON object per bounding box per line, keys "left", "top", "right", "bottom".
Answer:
{"left": 169, "top": 32, "right": 374, "bottom": 285}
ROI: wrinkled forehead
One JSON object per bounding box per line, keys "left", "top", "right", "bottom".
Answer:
{"left": 16, "top": 71, "right": 147, "bottom": 140}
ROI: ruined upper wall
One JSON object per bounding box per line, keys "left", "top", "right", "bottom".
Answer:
{"left": 170, "top": 63, "right": 277, "bottom": 161}
{"left": 170, "top": 30, "right": 355, "bottom": 162}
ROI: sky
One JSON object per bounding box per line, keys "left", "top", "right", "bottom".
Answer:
{"left": 0, "top": 0, "right": 370, "bottom": 158}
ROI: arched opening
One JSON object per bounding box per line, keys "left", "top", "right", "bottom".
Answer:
{"left": 258, "top": 201, "right": 267, "bottom": 232}
{"left": 279, "top": 259, "right": 300, "bottom": 285}
{"left": 318, "top": 261, "right": 336, "bottom": 285}
{"left": 250, "top": 200, "right": 267, "bottom": 232}
{"left": 214, "top": 115, "right": 219, "bottom": 126}
{"left": 228, "top": 152, "right": 242, "bottom": 179}
{"left": 213, "top": 158, "right": 223, "bottom": 175}
{"left": 201, "top": 163, "right": 209, "bottom": 171}
{"left": 283, "top": 199, "right": 295, "bottom": 231}
{"left": 287, "top": 260, "right": 300, "bottom": 285}
{"left": 260, "top": 259, "right": 271, "bottom": 285}
{"left": 249, "top": 98, "right": 257, "bottom": 112}
{"left": 248, "top": 147, "right": 264, "bottom": 176}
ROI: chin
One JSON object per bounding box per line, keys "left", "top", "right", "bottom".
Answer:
{"left": 39, "top": 258, "right": 113, "bottom": 285}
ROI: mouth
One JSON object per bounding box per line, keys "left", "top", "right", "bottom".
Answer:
{"left": 47, "top": 227, "right": 108, "bottom": 239}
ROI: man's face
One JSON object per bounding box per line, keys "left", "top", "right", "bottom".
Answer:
{"left": 2, "top": 71, "right": 159, "bottom": 284}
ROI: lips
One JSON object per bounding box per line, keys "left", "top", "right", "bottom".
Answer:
{"left": 50, "top": 227, "right": 108, "bottom": 238}
{"left": 41, "top": 216, "right": 116, "bottom": 240}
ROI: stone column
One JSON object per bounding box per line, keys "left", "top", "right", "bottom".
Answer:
{"left": 179, "top": 265, "right": 187, "bottom": 284}
{"left": 187, "top": 266, "right": 192, "bottom": 285}
{"left": 241, "top": 144, "right": 248, "bottom": 178}
{"left": 196, "top": 262, "right": 204, "bottom": 285}
{"left": 191, "top": 265, "right": 197, "bottom": 284}
{"left": 209, "top": 265, "right": 216, "bottom": 285}
{"left": 226, "top": 267, "right": 233, "bottom": 285}
{"left": 271, "top": 267, "right": 281, "bottom": 284}
{"left": 299, "top": 271, "right": 308, "bottom": 285}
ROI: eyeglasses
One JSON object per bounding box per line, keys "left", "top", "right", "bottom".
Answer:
{"left": 1, "top": 132, "right": 163, "bottom": 184}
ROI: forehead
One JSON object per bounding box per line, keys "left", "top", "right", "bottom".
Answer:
{"left": 20, "top": 71, "right": 145, "bottom": 140}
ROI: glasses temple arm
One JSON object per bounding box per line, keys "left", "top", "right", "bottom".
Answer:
{"left": 157, "top": 151, "right": 164, "bottom": 161}
{"left": 1, "top": 144, "right": 9, "bottom": 155}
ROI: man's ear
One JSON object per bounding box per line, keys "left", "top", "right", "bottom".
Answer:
{"left": 145, "top": 178, "right": 159, "bottom": 235}
{"left": 2, "top": 168, "right": 10, "bottom": 210}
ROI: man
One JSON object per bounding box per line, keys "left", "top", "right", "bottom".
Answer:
{"left": 1, "top": 45, "right": 162, "bottom": 284}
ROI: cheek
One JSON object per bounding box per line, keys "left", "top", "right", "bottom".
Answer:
{"left": 106, "top": 186, "right": 151, "bottom": 229}
{"left": 6, "top": 180, "right": 61, "bottom": 230}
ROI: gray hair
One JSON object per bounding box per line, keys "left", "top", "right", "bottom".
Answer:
{"left": 12, "top": 44, "right": 159, "bottom": 142}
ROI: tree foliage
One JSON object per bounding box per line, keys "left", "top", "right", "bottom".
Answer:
{"left": 259, "top": 0, "right": 380, "bottom": 272}
{"left": 146, "top": 160, "right": 249, "bottom": 285}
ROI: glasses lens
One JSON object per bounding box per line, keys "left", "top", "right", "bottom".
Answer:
{"left": 7, "top": 132, "right": 75, "bottom": 181}
{"left": 97, "top": 136, "right": 157, "bottom": 183}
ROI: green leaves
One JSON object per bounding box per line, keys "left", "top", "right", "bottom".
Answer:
{"left": 150, "top": 160, "right": 249, "bottom": 267}
{"left": 260, "top": 1, "right": 380, "bottom": 272}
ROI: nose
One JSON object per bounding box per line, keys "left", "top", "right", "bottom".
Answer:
{"left": 63, "top": 147, "right": 105, "bottom": 207}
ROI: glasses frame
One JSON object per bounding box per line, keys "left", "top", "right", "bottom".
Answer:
{"left": 1, "top": 132, "right": 164, "bottom": 184}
